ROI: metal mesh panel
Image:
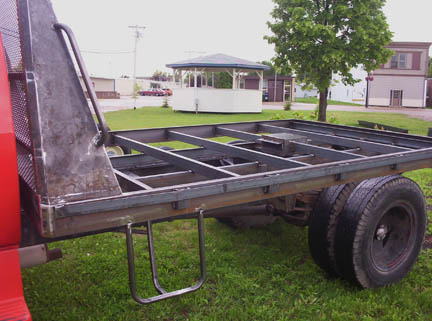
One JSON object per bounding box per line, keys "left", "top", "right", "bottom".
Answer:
{"left": 0, "top": 0, "right": 37, "bottom": 193}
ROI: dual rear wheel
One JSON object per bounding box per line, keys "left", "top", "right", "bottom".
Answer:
{"left": 308, "top": 175, "right": 427, "bottom": 288}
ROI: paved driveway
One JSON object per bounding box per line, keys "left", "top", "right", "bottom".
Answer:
{"left": 91, "top": 96, "right": 172, "bottom": 113}
{"left": 94, "top": 96, "right": 432, "bottom": 122}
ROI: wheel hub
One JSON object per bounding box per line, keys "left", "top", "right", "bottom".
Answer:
{"left": 375, "top": 225, "right": 389, "bottom": 241}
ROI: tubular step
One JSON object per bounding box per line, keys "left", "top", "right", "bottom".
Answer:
{"left": 125, "top": 211, "right": 206, "bottom": 304}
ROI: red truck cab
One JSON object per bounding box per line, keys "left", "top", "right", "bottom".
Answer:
{"left": 0, "top": 33, "right": 31, "bottom": 321}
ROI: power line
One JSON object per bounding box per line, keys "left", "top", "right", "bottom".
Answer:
{"left": 80, "top": 50, "right": 134, "bottom": 55}
{"left": 69, "top": 48, "right": 134, "bottom": 55}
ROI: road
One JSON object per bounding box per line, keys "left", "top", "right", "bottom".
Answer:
{"left": 92, "top": 96, "right": 432, "bottom": 122}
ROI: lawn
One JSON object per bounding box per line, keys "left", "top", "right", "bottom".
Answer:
{"left": 22, "top": 107, "right": 432, "bottom": 321}
{"left": 295, "top": 97, "right": 363, "bottom": 106}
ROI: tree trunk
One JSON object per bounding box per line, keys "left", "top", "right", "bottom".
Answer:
{"left": 318, "top": 88, "right": 328, "bottom": 122}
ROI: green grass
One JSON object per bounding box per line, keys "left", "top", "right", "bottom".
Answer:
{"left": 22, "top": 107, "right": 432, "bottom": 320}
{"left": 295, "top": 97, "right": 363, "bottom": 106}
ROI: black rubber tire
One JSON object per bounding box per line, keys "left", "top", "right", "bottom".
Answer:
{"left": 334, "top": 175, "right": 427, "bottom": 288}
{"left": 308, "top": 183, "right": 358, "bottom": 276}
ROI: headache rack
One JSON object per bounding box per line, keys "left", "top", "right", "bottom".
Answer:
{"left": 2, "top": 0, "right": 432, "bottom": 305}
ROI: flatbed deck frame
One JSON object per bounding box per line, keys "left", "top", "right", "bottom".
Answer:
{"left": 44, "top": 119, "right": 432, "bottom": 238}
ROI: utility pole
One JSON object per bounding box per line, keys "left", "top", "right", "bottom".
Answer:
{"left": 129, "top": 25, "right": 146, "bottom": 109}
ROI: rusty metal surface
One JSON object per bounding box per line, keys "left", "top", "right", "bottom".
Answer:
{"left": 16, "top": 0, "right": 121, "bottom": 205}
{"left": 3, "top": 0, "right": 432, "bottom": 242}
{"left": 46, "top": 151, "right": 432, "bottom": 238}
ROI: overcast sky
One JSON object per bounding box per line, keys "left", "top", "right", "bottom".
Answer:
{"left": 50, "top": 0, "right": 432, "bottom": 78}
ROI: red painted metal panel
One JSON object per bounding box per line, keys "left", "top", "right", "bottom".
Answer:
{"left": 268, "top": 80, "right": 284, "bottom": 102}
{"left": 0, "top": 250, "right": 31, "bottom": 321}
{"left": 412, "top": 52, "right": 421, "bottom": 70}
{"left": 244, "top": 79, "right": 260, "bottom": 90}
{"left": 0, "top": 33, "right": 21, "bottom": 248}
{"left": 0, "top": 32, "right": 30, "bottom": 321}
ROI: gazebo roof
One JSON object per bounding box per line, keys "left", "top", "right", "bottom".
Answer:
{"left": 166, "top": 53, "right": 271, "bottom": 71}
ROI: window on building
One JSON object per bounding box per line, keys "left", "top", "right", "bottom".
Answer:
{"left": 390, "top": 53, "right": 408, "bottom": 69}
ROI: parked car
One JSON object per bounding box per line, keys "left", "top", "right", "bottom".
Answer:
{"left": 162, "top": 88, "right": 172, "bottom": 96}
{"left": 138, "top": 88, "right": 165, "bottom": 96}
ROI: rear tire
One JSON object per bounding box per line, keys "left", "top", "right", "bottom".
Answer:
{"left": 308, "top": 183, "right": 357, "bottom": 276}
{"left": 334, "top": 175, "right": 426, "bottom": 288}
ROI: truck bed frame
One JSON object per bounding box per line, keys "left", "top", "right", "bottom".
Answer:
{"left": 49, "top": 119, "right": 432, "bottom": 238}
{"left": 2, "top": 0, "right": 432, "bottom": 307}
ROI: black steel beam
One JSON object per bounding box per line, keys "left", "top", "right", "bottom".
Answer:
{"left": 114, "top": 169, "right": 152, "bottom": 191}
{"left": 56, "top": 147, "right": 432, "bottom": 223}
{"left": 216, "top": 127, "right": 262, "bottom": 142}
{"left": 260, "top": 124, "right": 410, "bottom": 154}
{"left": 138, "top": 162, "right": 261, "bottom": 188}
{"left": 168, "top": 131, "right": 309, "bottom": 169}
{"left": 114, "top": 135, "right": 239, "bottom": 179}
{"left": 292, "top": 142, "right": 366, "bottom": 161}
{"left": 218, "top": 126, "right": 365, "bottom": 161}
{"left": 290, "top": 120, "right": 432, "bottom": 149}
{"left": 110, "top": 143, "right": 256, "bottom": 170}
{"left": 109, "top": 119, "right": 432, "bottom": 149}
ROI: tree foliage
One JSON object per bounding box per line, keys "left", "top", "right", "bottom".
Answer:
{"left": 216, "top": 72, "right": 233, "bottom": 89}
{"left": 152, "top": 70, "right": 169, "bottom": 81}
{"left": 266, "top": 0, "right": 393, "bottom": 121}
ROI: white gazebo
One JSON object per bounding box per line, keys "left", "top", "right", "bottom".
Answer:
{"left": 166, "top": 54, "right": 270, "bottom": 113}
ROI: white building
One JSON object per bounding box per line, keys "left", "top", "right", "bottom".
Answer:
{"left": 295, "top": 67, "right": 367, "bottom": 104}
{"left": 328, "top": 67, "right": 367, "bottom": 104}
{"left": 369, "top": 42, "right": 431, "bottom": 108}
{"left": 166, "top": 54, "right": 270, "bottom": 113}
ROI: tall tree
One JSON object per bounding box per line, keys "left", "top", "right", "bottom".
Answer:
{"left": 266, "top": 0, "right": 393, "bottom": 121}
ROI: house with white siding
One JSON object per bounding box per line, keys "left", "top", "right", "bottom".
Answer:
{"left": 369, "top": 42, "right": 431, "bottom": 108}
{"left": 295, "top": 42, "right": 431, "bottom": 108}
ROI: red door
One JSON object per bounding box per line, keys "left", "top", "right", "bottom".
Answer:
{"left": 268, "top": 80, "right": 284, "bottom": 102}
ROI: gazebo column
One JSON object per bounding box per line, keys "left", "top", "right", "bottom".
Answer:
{"left": 258, "top": 71, "right": 263, "bottom": 91}
{"left": 180, "top": 70, "right": 183, "bottom": 88}
{"left": 232, "top": 69, "right": 236, "bottom": 89}
{"left": 194, "top": 68, "right": 198, "bottom": 88}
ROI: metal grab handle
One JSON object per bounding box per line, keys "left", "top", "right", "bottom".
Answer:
{"left": 53, "top": 23, "right": 109, "bottom": 147}
{"left": 125, "top": 211, "right": 206, "bottom": 304}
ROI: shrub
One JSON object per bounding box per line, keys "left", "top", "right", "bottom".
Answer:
{"left": 284, "top": 101, "right": 292, "bottom": 111}
{"left": 292, "top": 111, "right": 304, "bottom": 120}
{"left": 270, "top": 113, "right": 285, "bottom": 120}
{"left": 328, "top": 114, "right": 338, "bottom": 124}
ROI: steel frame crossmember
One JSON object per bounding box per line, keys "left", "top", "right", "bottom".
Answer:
{"left": 167, "top": 130, "right": 309, "bottom": 169}
{"left": 114, "top": 135, "right": 239, "bottom": 179}
{"left": 289, "top": 120, "right": 432, "bottom": 149}
{"left": 259, "top": 124, "right": 410, "bottom": 154}
{"left": 216, "top": 126, "right": 366, "bottom": 161}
